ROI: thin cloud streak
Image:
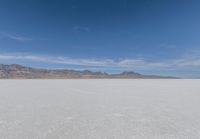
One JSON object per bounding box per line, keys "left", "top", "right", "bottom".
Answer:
{"left": 1, "top": 54, "right": 200, "bottom": 70}
{"left": 73, "top": 26, "right": 91, "bottom": 32}
{"left": 0, "top": 32, "right": 32, "bottom": 42}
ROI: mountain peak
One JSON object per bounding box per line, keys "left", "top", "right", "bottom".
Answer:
{"left": 0, "top": 64, "right": 177, "bottom": 79}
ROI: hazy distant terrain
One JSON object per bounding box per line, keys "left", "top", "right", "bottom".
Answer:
{"left": 0, "top": 64, "right": 176, "bottom": 79}
{"left": 0, "top": 79, "right": 200, "bottom": 139}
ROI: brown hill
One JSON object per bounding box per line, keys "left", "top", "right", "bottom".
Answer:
{"left": 0, "top": 64, "right": 177, "bottom": 79}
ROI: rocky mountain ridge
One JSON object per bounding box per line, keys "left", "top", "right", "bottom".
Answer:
{"left": 0, "top": 64, "right": 177, "bottom": 79}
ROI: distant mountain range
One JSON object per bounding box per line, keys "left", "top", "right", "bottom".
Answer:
{"left": 0, "top": 64, "right": 177, "bottom": 79}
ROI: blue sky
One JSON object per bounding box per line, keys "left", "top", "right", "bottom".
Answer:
{"left": 0, "top": 0, "right": 200, "bottom": 77}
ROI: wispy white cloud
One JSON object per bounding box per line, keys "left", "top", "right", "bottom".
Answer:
{"left": 1, "top": 53, "right": 200, "bottom": 70}
{"left": 0, "top": 32, "right": 32, "bottom": 42}
{"left": 73, "top": 26, "right": 91, "bottom": 32}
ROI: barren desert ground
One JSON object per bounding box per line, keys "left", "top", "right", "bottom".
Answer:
{"left": 0, "top": 79, "right": 200, "bottom": 139}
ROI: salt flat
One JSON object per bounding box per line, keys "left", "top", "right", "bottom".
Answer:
{"left": 0, "top": 79, "right": 200, "bottom": 139}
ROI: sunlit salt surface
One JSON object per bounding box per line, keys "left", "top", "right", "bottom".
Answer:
{"left": 0, "top": 79, "right": 200, "bottom": 139}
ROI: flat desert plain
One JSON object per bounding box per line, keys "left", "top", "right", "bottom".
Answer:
{"left": 0, "top": 79, "right": 200, "bottom": 139}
